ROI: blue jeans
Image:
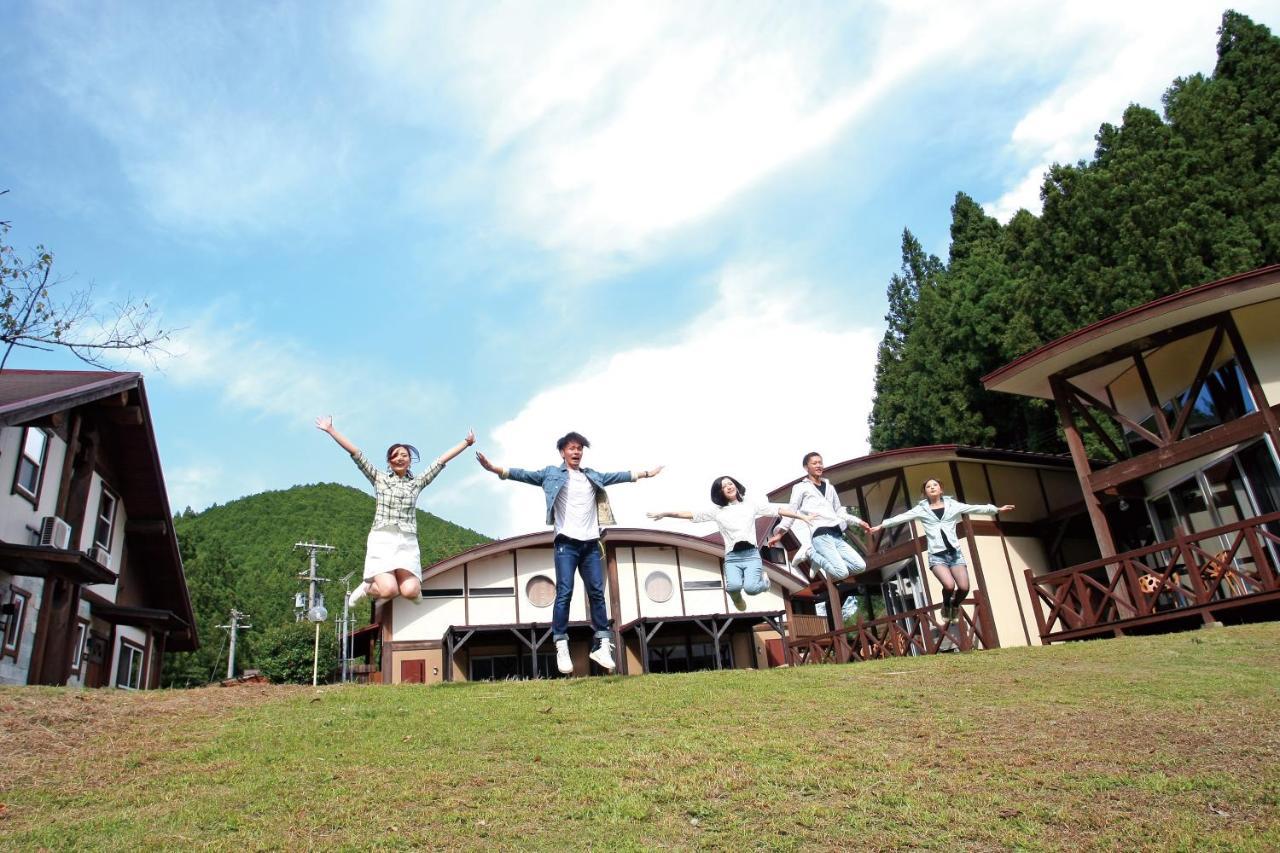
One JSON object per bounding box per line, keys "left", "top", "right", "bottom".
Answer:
{"left": 810, "top": 531, "right": 865, "bottom": 581}
{"left": 724, "top": 548, "right": 770, "bottom": 595}
{"left": 552, "top": 535, "right": 611, "bottom": 642}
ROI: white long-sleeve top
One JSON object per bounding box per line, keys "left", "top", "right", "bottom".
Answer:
{"left": 691, "top": 498, "right": 787, "bottom": 555}
{"left": 879, "top": 497, "right": 1000, "bottom": 554}
{"left": 773, "top": 479, "right": 863, "bottom": 533}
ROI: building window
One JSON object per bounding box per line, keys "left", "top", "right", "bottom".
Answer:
{"left": 115, "top": 640, "right": 145, "bottom": 690}
{"left": 1125, "top": 359, "right": 1255, "bottom": 455}
{"left": 682, "top": 579, "right": 723, "bottom": 591}
{"left": 644, "top": 571, "right": 674, "bottom": 603}
{"left": 2, "top": 586, "right": 31, "bottom": 658}
{"left": 647, "top": 638, "right": 733, "bottom": 673}
{"left": 420, "top": 588, "right": 464, "bottom": 598}
{"left": 94, "top": 486, "right": 118, "bottom": 551}
{"left": 526, "top": 575, "right": 555, "bottom": 608}
{"left": 470, "top": 652, "right": 563, "bottom": 681}
{"left": 468, "top": 586, "right": 515, "bottom": 598}
{"left": 13, "top": 427, "right": 49, "bottom": 502}
{"left": 71, "top": 620, "right": 89, "bottom": 674}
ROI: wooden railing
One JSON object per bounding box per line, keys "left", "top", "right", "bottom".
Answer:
{"left": 1026, "top": 511, "right": 1280, "bottom": 642}
{"left": 785, "top": 591, "right": 995, "bottom": 665}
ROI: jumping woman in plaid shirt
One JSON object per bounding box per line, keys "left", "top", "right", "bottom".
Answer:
{"left": 315, "top": 416, "right": 475, "bottom": 606}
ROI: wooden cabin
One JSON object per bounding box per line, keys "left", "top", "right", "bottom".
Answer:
{"left": 0, "top": 370, "right": 195, "bottom": 688}
{"left": 373, "top": 528, "right": 808, "bottom": 684}
{"left": 983, "top": 264, "right": 1280, "bottom": 643}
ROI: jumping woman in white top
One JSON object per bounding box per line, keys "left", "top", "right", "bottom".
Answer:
{"left": 648, "top": 476, "right": 816, "bottom": 611}
{"left": 316, "top": 416, "right": 474, "bottom": 606}
{"left": 869, "top": 478, "right": 1013, "bottom": 621}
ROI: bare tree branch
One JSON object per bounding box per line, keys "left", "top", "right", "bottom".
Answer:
{"left": 1, "top": 215, "right": 172, "bottom": 371}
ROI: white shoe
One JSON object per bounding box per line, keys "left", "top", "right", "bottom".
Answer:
{"left": 729, "top": 590, "right": 747, "bottom": 611}
{"left": 555, "top": 639, "right": 573, "bottom": 674}
{"left": 589, "top": 638, "right": 616, "bottom": 671}
{"left": 347, "top": 582, "right": 369, "bottom": 607}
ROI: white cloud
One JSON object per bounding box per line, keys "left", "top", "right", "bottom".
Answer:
{"left": 982, "top": 2, "right": 1248, "bottom": 221}
{"left": 128, "top": 304, "right": 447, "bottom": 440}
{"left": 163, "top": 461, "right": 261, "bottom": 515}
{"left": 458, "top": 262, "right": 880, "bottom": 538}
{"left": 353, "top": 1, "right": 986, "bottom": 270}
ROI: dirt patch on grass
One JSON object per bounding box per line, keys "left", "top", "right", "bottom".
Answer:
{"left": 0, "top": 684, "right": 307, "bottom": 791}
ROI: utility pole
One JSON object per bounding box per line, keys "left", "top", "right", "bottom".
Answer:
{"left": 217, "top": 609, "right": 252, "bottom": 680}
{"left": 294, "top": 542, "right": 335, "bottom": 686}
{"left": 338, "top": 571, "right": 355, "bottom": 683}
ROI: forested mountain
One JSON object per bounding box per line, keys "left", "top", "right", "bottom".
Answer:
{"left": 870, "top": 11, "right": 1280, "bottom": 454}
{"left": 162, "top": 483, "right": 490, "bottom": 686}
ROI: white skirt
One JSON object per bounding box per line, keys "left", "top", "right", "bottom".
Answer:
{"left": 364, "top": 528, "right": 423, "bottom": 580}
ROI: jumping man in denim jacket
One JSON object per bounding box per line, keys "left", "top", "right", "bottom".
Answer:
{"left": 476, "top": 432, "right": 662, "bottom": 674}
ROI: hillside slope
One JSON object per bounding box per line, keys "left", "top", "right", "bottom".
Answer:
{"left": 165, "top": 482, "right": 490, "bottom": 685}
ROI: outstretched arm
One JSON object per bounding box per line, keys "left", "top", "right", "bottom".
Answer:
{"left": 633, "top": 464, "right": 665, "bottom": 482}
{"left": 647, "top": 510, "right": 694, "bottom": 521}
{"left": 437, "top": 429, "right": 476, "bottom": 465}
{"left": 475, "top": 450, "right": 505, "bottom": 478}
{"left": 475, "top": 451, "right": 546, "bottom": 485}
{"left": 315, "top": 416, "right": 359, "bottom": 456}
{"left": 868, "top": 507, "right": 921, "bottom": 535}
{"left": 957, "top": 502, "right": 1014, "bottom": 515}
{"left": 779, "top": 509, "right": 819, "bottom": 523}
{"left": 838, "top": 508, "right": 873, "bottom": 531}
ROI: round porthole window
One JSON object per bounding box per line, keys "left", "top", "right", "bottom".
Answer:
{"left": 526, "top": 575, "right": 555, "bottom": 608}
{"left": 645, "top": 571, "right": 674, "bottom": 603}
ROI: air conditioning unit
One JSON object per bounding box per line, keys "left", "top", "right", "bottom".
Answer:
{"left": 89, "top": 545, "right": 112, "bottom": 569}
{"left": 39, "top": 516, "right": 72, "bottom": 550}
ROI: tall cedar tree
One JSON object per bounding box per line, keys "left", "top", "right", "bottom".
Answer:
{"left": 869, "top": 11, "right": 1280, "bottom": 454}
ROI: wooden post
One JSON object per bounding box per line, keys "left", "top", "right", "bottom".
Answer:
{"left": 1051, "top": 375, "right": 1117, "bottom": 558}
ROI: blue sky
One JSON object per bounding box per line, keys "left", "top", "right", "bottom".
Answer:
{"left": 3, "top": 1, "right": 1278, "bottom": 540}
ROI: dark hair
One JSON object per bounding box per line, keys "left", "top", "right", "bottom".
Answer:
{"left": 802, "top": 451, "right": 822, "bottom": 467}
{"left": 920, "top": 478, "right": 943, "bottom": 494}
{"left": 386, "top": 443, "right": 421, "bottom": 465}
{"left": 556, "top": 431, "right": 591, "bottom": 452}
{"left": 710, "top": 475, "right": 746, "bottom": 507}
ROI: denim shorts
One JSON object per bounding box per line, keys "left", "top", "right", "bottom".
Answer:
{"left": 927, "top": 547, "right": 966, "bottom": 569}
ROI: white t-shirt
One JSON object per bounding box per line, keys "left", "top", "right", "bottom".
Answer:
{"left": 692, "top": 498, "right": 785, "bottom": 554}
{"left": 554, "top": 468, "right": 600, "bottom": 540}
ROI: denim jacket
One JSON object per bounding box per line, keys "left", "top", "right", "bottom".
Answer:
{"left": 502, "top": 464, "right": 636, "bottom": 527}
{"left": 880, "top": 497, "right": 999, "bottom": 555}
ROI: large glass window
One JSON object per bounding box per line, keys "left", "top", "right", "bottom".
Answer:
{"left": 647, "top": 637, "right": 732, "bottom": 673}
{"left": 115, "top": 640, "right": 145, "bottom": 689}
{"left": 94, "top": 487, "right": 118, "bottom": 551}
{"left": 1126, "top": 360, "right": 1256, "bottom": 455}
{"left": 14, "top": 428, "right": 49, "bottom": 500}
{"left": 2, "top": 587, "right": 31, "bottom": 657}
{"left": 71, "top": 621, "right": 89, "bottom": 674}
{"left": 470, "top": 652, "right": 562, "bottom": 681}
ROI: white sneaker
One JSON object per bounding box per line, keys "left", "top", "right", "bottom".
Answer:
{"left": 729, "top": 590, "right": 747, "bottom": 611}
{"left": 347, "top": 582, "right": 369, "bottom": 607}
{"left": 589, "top": 638, "right": 616, "bottom": 671}
{"left": 555, "top": 639, "right": 573, "bottom": 674}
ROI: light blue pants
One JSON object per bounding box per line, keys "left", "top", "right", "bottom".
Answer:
{"left": 810, "top": 532, "right": 866, "bottom": 581}
{"left": 724, "top": 548, "right": 770, "bottom": 595}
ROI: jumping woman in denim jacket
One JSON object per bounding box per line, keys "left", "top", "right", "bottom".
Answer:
{"left": 648, "top": 476, "right": 817, "bottom": 611}
{"left": 869, "top": 478, "right": 1013, "bottom": 622}
{"left": 316, "top": 416, "right": 474, "bottom": 607}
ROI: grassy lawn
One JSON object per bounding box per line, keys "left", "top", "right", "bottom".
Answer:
{"left": 2, "top": 623, "right": 1278, "bottom": 850}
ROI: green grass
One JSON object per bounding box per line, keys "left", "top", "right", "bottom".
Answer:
{"left": 3, "top": 624, "right": 1279, "bottom": 850}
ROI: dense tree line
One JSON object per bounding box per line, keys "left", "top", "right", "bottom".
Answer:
{"left": 870, "top": 11, "right": 1280, "bottom": 454}
{"left": 162, "top": 482, "right": 489, "bottom": 686}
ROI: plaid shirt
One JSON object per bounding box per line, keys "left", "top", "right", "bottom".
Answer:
{"left": 352, "top": 451, "right": 444, "bottom": 534}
